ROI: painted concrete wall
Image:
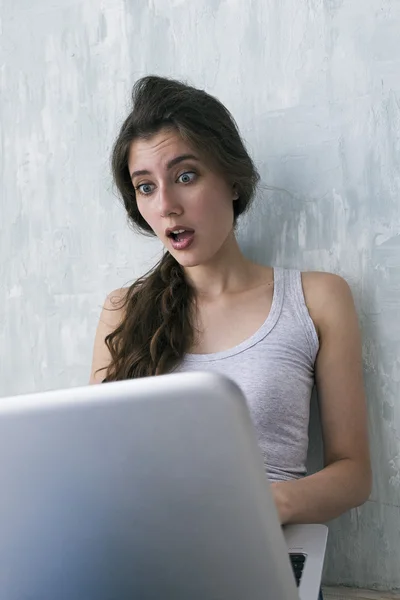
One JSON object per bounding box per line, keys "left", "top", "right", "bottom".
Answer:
{"left": 1, "top": 0, "right": 399, "bottom": 590}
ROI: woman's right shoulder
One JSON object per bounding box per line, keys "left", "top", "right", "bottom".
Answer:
{"left": 89, "top": 288, "right": 129, "bottom": 384}
{"left": 96, "top": 287, "right": 130, "bottom": 329}
{"left": 102, "top": 287, "right": 130, "bottom": 319}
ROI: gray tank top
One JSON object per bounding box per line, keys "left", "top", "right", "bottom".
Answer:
{"left": 176, "top": 267, "right": 319, "bottom": 482}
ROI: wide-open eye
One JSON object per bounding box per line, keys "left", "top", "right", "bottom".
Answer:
{"left": 177, "top": 171, "right": 197, "bottom": 184}
{"left": 136, "top": 183, "right": 155, "bottom": 195}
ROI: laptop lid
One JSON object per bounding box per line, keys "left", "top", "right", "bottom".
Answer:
{"left": 0, "top": 372, "right": 299, "bottom": 599}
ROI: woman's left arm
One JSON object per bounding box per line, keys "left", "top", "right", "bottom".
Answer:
{"left": 272, "top": 272, "right": 372, "bottom": 525}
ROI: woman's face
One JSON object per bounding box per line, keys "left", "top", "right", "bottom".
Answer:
{"left": 128, "top": 128, "right": 237, "bottom": 268}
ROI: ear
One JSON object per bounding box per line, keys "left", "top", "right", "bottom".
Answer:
{"left": 232, "top": 183, "right": 239, "bottom": 200}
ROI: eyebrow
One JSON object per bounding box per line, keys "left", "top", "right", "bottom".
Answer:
{"left": 130, "top": 154, "right": 200, "bottom": 180}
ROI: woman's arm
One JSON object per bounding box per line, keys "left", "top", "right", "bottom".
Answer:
{"left": 89, "top": 289, "right": 127, "bottom": 384}
{"left": 272, "top": 272, "right": 372, "bottom": 524}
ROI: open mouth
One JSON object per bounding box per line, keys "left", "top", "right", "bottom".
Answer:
{"left": 166, "top": 228, "right": 195, "bottom": 250}
{"left": 167, "top": 228, "right": 194, "bottom": 242}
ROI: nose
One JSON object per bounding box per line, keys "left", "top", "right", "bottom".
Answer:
{"left": 158, "top": 184, "right": 182, "bottom": 218}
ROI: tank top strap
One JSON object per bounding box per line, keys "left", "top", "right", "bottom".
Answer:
{"left": 274, "top": 267, "right": 319, "bottom": 362}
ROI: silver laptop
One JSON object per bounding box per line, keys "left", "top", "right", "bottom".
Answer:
{"left": 0, "top": 371, "right": 327, "bottom": 599}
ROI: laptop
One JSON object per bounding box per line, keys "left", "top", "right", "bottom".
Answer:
{"left": 0, "top": 371, "right": 327, "bottom": 599}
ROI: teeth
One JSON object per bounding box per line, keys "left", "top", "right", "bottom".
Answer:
{"left": 172, "top": 229, "right": 185, "bottom": 234}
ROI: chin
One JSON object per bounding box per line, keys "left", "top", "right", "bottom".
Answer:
{"left": 170, "top": 248, "right": 213, "bottom": 269}
{"left": 169, "top": 239, "right": 227, "bottom": 268}
{"left": 173, "top": 255, "right": 204, "bottom": 268}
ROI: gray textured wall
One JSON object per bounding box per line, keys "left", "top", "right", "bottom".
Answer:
{"left": 1, "top": 0, "right": 399, "bottom": 591}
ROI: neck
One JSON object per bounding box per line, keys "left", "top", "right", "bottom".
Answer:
{"left": 183, "top": 231, "right": 257, "bottom": 299}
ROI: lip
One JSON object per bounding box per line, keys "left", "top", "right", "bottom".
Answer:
{"left": 166, "top": 227, "right": 196, "bottom": 252}
{"left": 165, "top": 225, "right": 195, "bottom": 237}
{"left": 170, "top": 233, "right": 195, "bottom": 251}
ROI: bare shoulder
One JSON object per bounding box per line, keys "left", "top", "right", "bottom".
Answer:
{"left": 300, "top": 271, "right": 356, "bottom": 335}
{"left": 301, "top": 271, "right": 353, "bottom": 306}
{"left": 89, "top": 287, "right": 129, "bottom": 384}
{"left": 101, "top": 287, "right": 129, "bottom": 326}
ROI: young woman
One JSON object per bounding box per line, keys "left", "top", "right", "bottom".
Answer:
{"left": 90, "top": 75, "right": 371, "bottom": 528}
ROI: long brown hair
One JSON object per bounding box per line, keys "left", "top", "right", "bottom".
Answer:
{"left": 102, "top": 75, "right": 259, "bottom": 381}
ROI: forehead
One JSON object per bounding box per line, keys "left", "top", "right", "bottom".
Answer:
{"left": 128, "top": 128, "right": 196, "bottom": 170}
